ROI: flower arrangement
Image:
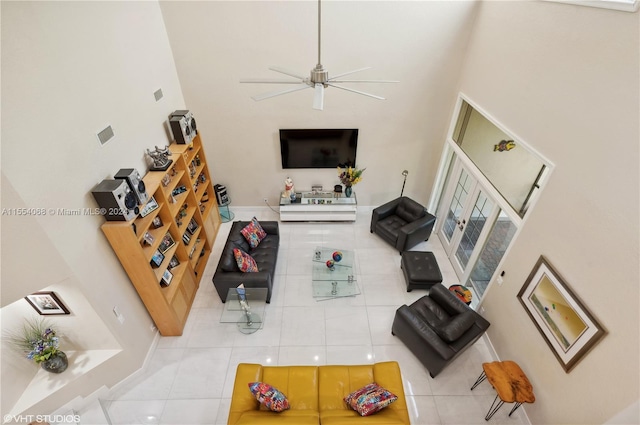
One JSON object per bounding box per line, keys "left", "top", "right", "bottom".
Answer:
{"left": 7, "top": 318, "right": 61, "bottom": 364}
{"left": 337, "top": 166, "right": 365, "bottom": 187}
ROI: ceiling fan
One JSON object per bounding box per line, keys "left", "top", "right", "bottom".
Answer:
{"left": 240, "top": 0, "right": 398, "bottom": 111}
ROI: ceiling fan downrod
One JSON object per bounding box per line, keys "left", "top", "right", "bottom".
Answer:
{"left": 311, "top": 0, "right": 328, "bottom": 84}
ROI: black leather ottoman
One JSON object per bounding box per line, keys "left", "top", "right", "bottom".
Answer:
{"left": 401, "top": 251, "right": 442, "bottom": 292}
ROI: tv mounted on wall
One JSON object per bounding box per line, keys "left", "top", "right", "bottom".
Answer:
{"left": 280, "top": 129, "right": 358, "bottom": 169}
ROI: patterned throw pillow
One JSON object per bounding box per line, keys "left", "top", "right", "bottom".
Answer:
{"left": 248, "top": 382, "right": 290, "bottom": 412}
{"left": 344, "top": 383, "right": 398, "bottom": 417}
{"left": 233, "top": 248, "right": 259, "bottom": 273}
{"left": 240, "top": 217, "right": 267, "bottom": 249}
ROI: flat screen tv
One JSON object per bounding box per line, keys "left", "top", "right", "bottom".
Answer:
{"left": 280, "top": 129, "right": 358, "bottom": 169}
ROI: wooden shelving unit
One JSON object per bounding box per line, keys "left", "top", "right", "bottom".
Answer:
{"left": 101, "top": 133, "right": 221, "bottom": 336}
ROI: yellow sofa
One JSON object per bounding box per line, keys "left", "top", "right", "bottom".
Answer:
{"left": 228, "top": 361, "right": 411, "bottom": 425}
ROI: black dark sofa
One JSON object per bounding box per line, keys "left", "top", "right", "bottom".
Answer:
{"left": 212, "top": 220, "right": 279, "bottom": 303}
{"left": 391, "top": 284, "right": 490, "bottom": 378}
{"left": 370, "top": 196, "right": 436, "bottom": 253}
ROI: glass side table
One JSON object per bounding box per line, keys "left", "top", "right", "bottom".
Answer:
{"left": 220, "top": 287, "right": 267, "bottom": 333}
{"left": 218, "top": 199, "right": 234, "bottom": 223}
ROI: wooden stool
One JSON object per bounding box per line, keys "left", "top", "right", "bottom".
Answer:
{"left": 471, "top": 360, "right": 535, "bottom": 420}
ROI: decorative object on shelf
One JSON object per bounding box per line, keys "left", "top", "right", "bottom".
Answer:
{"left": 400, "top": 170, "right": 408, "bottom": 197}
{"left": 150, "top": 250, "right": 165, "bottom": 268}
{"left": 7, "top": 317, "right": 68, "bottom": 373}
{"left": 283, "top": 177, "right": 295, "bottom": 199}
{"left": 143, "top": 232, "right": 155, "bottom": 246}
{"left": 146, "top": 145, "right": 173, "bottom": 171}
{"left": 172, "top": 185, "right": 187, "bottom": 196}
{"left": 338, "top": 166, "right": 365, "bottom": 198}
{"left": 517, "top": 256, "right": 606, "bottom": 373}
{"left": 333, "top": 184, "right": 342, "bottom": 198}
{"left": 159, "top": 233, "right": 175, "bottom": 253}
{"left": 187, "top": 218, "right": 199, "bottom": 235}
{"left": 161, "top": 269, "right": 173, "bottom": 287}
{"left": 332, "top": 251, "right": 343, "bottom": 262}
{"left": 139, "top": 196, "right": 159, "bottom": 218}
{"left": 152, "top": 216, "right": 163, "bottom": 229}
{"left": 326, "top": 259, "right": 335, "bottom": 270}
{"left": 168, "top": 255, "right": 180, "bottom": 270}
{"left": 24, "top": 292, "right": 70, "bottom": 315}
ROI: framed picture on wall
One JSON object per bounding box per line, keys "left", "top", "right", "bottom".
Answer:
{"left": 517, "top": 256, "right": 606, "bottom": 373}
{"left": 25, "top": 292, "right": 70, "bottom": 315}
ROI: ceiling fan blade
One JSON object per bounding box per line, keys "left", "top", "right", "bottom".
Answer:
{"left": 313, "top": 83, "right": 324, "bottom": 111}
{"left": 328, "top": 67, "right": 371, "bottom": 80}
{"left": 329, "top": 79, "right": 399, "bottom": 84}
{"left": 327, "top": 83, "right": 385, "bottom": 100}
{"left": 268, "top": 66, "right": 307, "bottom": 80}
{"left": 241, "top": 78, "right": 305, "bottom": 84}
{"left": 251, "top": 83, "right": 311, "bottom": 101}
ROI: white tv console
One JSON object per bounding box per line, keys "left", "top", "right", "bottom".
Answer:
{"left": 279, "top": 191, "right": 357, "bottom": 222}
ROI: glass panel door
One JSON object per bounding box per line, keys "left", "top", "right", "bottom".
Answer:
{"left": 454, "top": 190, "right": 495, "bottom": 272}
{"left": 439, "top": 163, "right": 475, "bottom": 253}
{"left": 465, "top": 210, "right": 517, "bottom": 298}
{"left": 448, "top": 185, "right": 498, "bottom": 279}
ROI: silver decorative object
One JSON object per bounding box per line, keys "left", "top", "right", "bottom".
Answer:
{"left": 146, "top": 145, "right": 173, "bottom": 171}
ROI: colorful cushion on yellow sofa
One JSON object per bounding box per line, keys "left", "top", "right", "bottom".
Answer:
{"left": 344, "top": 383, "right": 398, "bottom": 416}
{"left": 248, "top": 382, "right": 290, "bottom": 412}
{"left": 234, "top": 248, "right": 259, "bottom": 273}
{"left": 241, "top": 217, "right": 267, "bottom": 248}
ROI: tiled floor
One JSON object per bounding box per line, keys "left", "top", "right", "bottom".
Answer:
{"left": 97, "top": 208, "right": 529, "bottom": 425}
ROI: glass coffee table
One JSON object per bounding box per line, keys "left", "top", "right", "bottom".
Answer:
{"left": 220, "top": 287, "right": 268, "bottom": 333}
{"left": 312, "top": 247, "right": 359, "bottom": 300}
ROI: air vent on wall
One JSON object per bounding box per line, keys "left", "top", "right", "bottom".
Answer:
{"left": 154, "top": 88, "right": 163, "bottom": 102}
{"left": 97, "top": 125, "right": 114, "bottom": 146}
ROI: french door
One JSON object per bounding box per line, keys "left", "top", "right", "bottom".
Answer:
{"left": 438, "top": 160, "right": 499, "bottom": 287}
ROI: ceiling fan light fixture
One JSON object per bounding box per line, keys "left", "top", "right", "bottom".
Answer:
{"left": 240, "top": 0, "right": 398, "bottom": 110}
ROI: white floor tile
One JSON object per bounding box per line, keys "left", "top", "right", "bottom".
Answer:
{"left": 160, "top": 399, "right": 221, "bottom": 425}
{"left": 168, "top": 348, "right": 232, "bottom": 399}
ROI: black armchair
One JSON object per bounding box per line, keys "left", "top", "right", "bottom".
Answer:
{"left": 370, "top": 197, "right": 436, "bottom": 253}
{"left": 391, "top": 284, "right": 490, "bottom": 378}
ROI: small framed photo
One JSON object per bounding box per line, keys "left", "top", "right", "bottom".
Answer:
{"left": 160, "top": 269, "right": 173, "bottom": 287}
{"left": 159, "top": 233, "right": 175, "bottom": 253}
{"left": 140, "top": 196, "right": 159, "bottom": 217}
{"left": 168, "top": 255, "right": 180, "bottom": 269}
{"left": 143, "top": 232, "right": 155, "bottom": 246}
{"left": 187, "top": 218, "right": 199, "bottom": 235}
{"left": 151, "top": 216, "right": 163, "bottom": 229}
{"left": 150, "top": 250, "right": 165, "bottom": 268}
{"left": 182, "top": 231, "right": 191, "bottom": 245}
{"left": 25, "top": 292, "right": 70, "bottom": 315}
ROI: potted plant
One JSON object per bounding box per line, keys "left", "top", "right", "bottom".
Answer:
{"left": 337, "top": 166, "right": 365, "bottom": 198}
{"left": 7, "top": 317, "right": 68, "bottom": 373}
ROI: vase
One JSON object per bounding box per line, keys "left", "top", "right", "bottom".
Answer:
{"left": 345, "top": 186, "right": 353, "bottom": 198}
{"left": 41, "top": 351, "right": 68, "bottom": 374}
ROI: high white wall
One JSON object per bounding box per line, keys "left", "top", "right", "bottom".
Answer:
{"left": 457, "top": 2, "right": 639, "bottom": 423}
{"left": 1, "top": 0, "right": 186, "bottom": 415}
{"left": 159, "top": 1, "right": 478, "bottom": 207}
